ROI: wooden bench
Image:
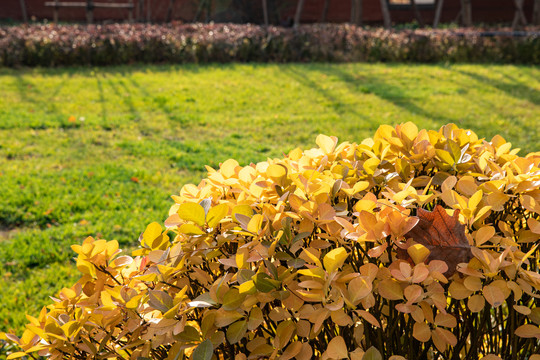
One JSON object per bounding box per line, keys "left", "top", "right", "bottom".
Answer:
{"left": 45, "top": 0, "right": 134, "bottom": 23}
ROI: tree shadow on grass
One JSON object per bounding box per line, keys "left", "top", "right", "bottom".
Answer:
{"left": 279, "top": 65, "right": 378, "bottom": 140}
{"left": 318, "top": 65, "right": 456, "bottom": 127}
{"left": 95, "top": 73, "right": 108, "bottom": 124}
{"left": 453, "top": 68, "right": 540, "bottom": 106}
{"left": 13, "top": 73, "right": 68, "bottom": 128}
{"left": 103, "top": 75, "right": 141, "bottom": 123}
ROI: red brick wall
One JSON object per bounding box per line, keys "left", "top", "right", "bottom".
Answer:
{"left": 1, "top": 0, "right": 535, "bottom": 25}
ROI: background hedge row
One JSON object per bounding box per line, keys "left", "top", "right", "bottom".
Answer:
{"left": 0, "top": 23, "right": 539, "bottom": 66}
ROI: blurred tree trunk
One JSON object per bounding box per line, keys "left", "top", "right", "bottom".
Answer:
{"left": 460, "top": 0, "right": 472, "bottom": 26}
{"left": 351, "top": 0, "right": 363, "bottom": 25}
{"left": 293, "top": 0, "right": 305, "bottom": 28}
{"left": 321, "top": 0, "right": 331, "bottom": 22}
{"left": 512, "top": 0, "right": 528, "bottom": 29}
{"left": 166, "top": 0, "right": 175, "bottom": 22}
{"left": 137, "top": 0, "right": 143, "bottom": 21}
{"left": 262, "top": 0, "right": 269, "bottom": 26}
{"left": 433, "top": 0, "right": 444, "bottom": 27}
{"left": 19, "top": 0, "right": 28, "bottom": 22}
{"left": 410, "top": 0, "right": 424, "bottom": 26}
{"left": 380, "top": 0, "right": 391, "bottom": 28}
{"left": 534, "top": 0, "right": 540, "bottom": 24}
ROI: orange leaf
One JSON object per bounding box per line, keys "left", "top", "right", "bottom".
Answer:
{"left": 483, "top": 284, "right": 505, "bottom": 308}
{"left": 514, "top": 324, "right": 540, "bottom": 339}
{"left": 326, "top": 336, "right": 348, "bottom": 359}
{"left": 413, "top": 322, "right": 431, "bottom": 342}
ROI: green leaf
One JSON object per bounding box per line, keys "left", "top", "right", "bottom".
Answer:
{"left": 226, "top": 320, "right": 248, "bottom": 344}
{"left": 148, "top": 290, "right": 173, "bottom": 313}
{"left": 178, "top": 325, "right": 201, "bottom": 342}
{"left": 446, "top": 139, "right": 462, "bottom": 162}
{"left": 178, "top": 202, "right": 206, "bottom": 226}
{"left": 222, "top": 289, "right": 246, "bottom": 310}
{"left": 435, "top": 149, "right": 455, "bottom": 166}
{"left": 363, "top": 347, "right": 383, "bottom": 360}
{"left": 252, "top": 272, "right": 280, "bottom": 293}
{"left": 192, "top": 339, "right": 213, "bottom": 360}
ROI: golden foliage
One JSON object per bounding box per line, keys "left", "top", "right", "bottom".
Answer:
{"left": 4, "top": 123, "right": 540, "bottom": 359}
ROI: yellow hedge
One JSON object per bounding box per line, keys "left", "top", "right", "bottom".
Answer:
{"left": 4, "top": 123, "right": 540, "bottom": 359}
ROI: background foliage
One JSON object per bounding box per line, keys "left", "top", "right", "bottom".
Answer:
{"left": 1, "top": 24, "right": 540, "bottom": 67}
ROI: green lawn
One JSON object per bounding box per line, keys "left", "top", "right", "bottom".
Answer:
{"left": 0, "top": 63, "right": 539, "bottom": 335}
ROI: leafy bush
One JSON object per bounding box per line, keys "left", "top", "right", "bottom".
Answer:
{"left": 3, "top": 123, "right": 540, "bottom": 359}
{"left": 0, "top": 24, "right": 539, "bottom": 67}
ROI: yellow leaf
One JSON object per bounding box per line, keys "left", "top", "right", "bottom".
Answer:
{"left": 267, "top": 164, "right": 287, "bottom": 179}
{"left": 407, "top": 244, "right": 430, "bottom": 264}
{"left": 232, "top": 205, "right": 253, "bottom": 222}
{"left": 298, "top": 268, "right": 326, "bottom": 279}
{"left": 301, "top": 248, "right": 322, "bottom": 268}
{"left": 316, "top": 134, "right": 338, "bottom": 154}
{"left": 6, "top": 352, "right": 27, "bottom": 360}
{"left": 468, "top": 189, "right": 483, "bottom": 211}
{"left": 363, "top": 158, "right": 380, "bottom": 175}
{"left": 475, "top": 226, "right": 495, "bottom": 246}
{"left": 178, "top": 223, "right": 205, "bottom": 235}
{"left": 142, "top": 222, "right": 162, "bottom": 247}
{"left": 220, "top": 159, "right": 239, "bottom": 178}
{"left": 326, "top": 336, "right": 348, "bottom": 359}
{"left": 486, "top": 191, "right": 509, "bottom": 212}
{"left": 126, "top": 295, "right": 142, "bottom": 309}
{"left": 247, "top": 214, "right": 263, "bottom": 234}
{"left": 236, "top": 247, "right": 248, "bottom": 269}
{"left": 178, "top": 202, "right": 206, "bottom": 227}
{"left": 206, "top": 203, "right": 229, "bottom": 228}
{"left": 323, "top": 247, "right": 348, "bottom": 273}
{"left": 399, "top": 121, "right": 419, "bottom": 143}
{"left": 342, "top": 181, "right": 370, "bottom": 196}
{"left": 238, "top": 280, "right": 256, "bottom": 295}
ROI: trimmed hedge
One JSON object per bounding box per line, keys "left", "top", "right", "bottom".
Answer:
{"left": 0, "top": 23, "right": 539, "bottom": 66}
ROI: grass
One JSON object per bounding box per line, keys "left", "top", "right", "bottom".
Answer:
{"left": 0, "top": 63, "right": 539, "bottom": 336}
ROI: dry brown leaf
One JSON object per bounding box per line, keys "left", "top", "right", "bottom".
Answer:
{"left": 398, "top": 205, "right": 473, "bottom": 275}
